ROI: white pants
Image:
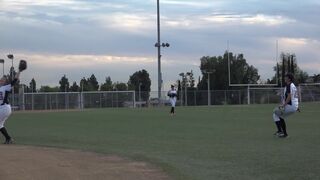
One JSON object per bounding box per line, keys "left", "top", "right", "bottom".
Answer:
{"left": 273, "top": 104, "right": 297, "bottom": 122}
{"left": 0, "top": 105, "right": 12, "bottom": 129}
{"left": 169, "top": 98, "right": 176, "bottom": 107}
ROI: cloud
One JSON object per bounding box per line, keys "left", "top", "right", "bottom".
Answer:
{"left": 202, "top": 13, "right": 296, "bottom": 26}
{"left": 92, "top": 13, "right": 156, "bottom": 34}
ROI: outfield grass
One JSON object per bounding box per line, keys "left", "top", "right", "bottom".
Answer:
{"left": 6, "top": 103, "right": 320, "bottom": 180}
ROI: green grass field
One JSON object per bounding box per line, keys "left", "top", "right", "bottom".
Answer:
{"left": 6, "top": 103, "right": 320, "bottom": 180}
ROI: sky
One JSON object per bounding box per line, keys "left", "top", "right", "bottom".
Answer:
{"left": 0, "top": 0, "right": 319, "bottom": 91}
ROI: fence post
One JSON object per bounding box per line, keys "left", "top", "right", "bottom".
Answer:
{"left": 32, "top": 93, "right": 34, "bottom": 110}
{"left": 247, "top": 86, "right": 250, "bottom": 105}
{"left": 100, "top": 93, "right": 102, "bottom": 108}
{"left": 21, "top": 86, "right": 25, "bottom": 111}
{"left": 239, "top": 90, "right": 241, "bottom": 105}
{"left": 45, "top": 94, "right": 47, "bottom": 110}
{"left": 299, "top": 85, "right": 302, "bottom": 103}
{"left": 49, "top": 95, "right": 52, "bottom": 110}
{"left": 56, "top": 94, "right": 58, "bottom": 109}
{"left": 194, "top": 91, "right": 196, "bottom": 106}
{"left": 224, "top": 90, "right": 227, "bottom": 104}
{"left": 133, "top": 91, "right": 136, "bottom": 108}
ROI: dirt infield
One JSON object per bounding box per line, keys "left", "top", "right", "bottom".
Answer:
{"left": 0, "top": 145, "right": 171, "bottom": 180}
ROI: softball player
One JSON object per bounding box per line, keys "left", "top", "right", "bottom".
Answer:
{"left": 0, "top": 60, "right": 26, "bottom": 144}
{"left": 272, "top": 73, "right": 299, "bottom": 138}
{"left": 167, "top": 85, "right": 177, "bottom": 115}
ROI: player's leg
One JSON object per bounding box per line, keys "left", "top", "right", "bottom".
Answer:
{"left": 169, "top": 98, "right": 174, "bottom": 114}
{"left": 279, "top": 105, "right": 297, "bottom": 137}
{"left": 279, "top": 117, "right": 287, "bottom": 137}
{"left": 273, "top": 108, "right": 283, "bottom": 135}
{"left": 273, "top": 105, "right": 297, "bottom": 137}
{"left": 0, "top": 105, "right": 13, "bottom": 144}
{"left": 172, "top": 98, "right": 176, "bottom": 114}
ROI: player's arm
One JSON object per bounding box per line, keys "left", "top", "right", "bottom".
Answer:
{"left": 11, "top": 71, "right": 21, "bottom": 86}
{"left": 282, "top": 93, "right": 291, "bottom": 106}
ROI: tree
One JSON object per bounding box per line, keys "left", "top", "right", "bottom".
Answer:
{"left": 270, "top": 53, "right": 309, "bottom": 85}
{"left": 59, "top": 75, "right": 69, "bottom": 92}
{"left": 127, "top": 69, "right": 151, "bottom": 101}
{"left": 113, "top": 82, "right": 128, "bottom": 91}
{"left": 70, "top": 81, "right": 80, "bottom": 92}
{"left": 197, "top": 52, "right": 260, "bottom": 90}
{"left": 39, "top": 86, "right": 59, "bottom": 92}
{"left": 29, "top": 78, "right": 36, "bottom": 92}
{"left": 312, "top": 74, "right": 320, "bottom": 83}
{"left": 88, "top": 74, "right": 99, "bottom": 91}
{"left": 80, "top": 77, "right": 89, "bottom": 91}
{"left": 100, "top": 76, "right": 113, "bottom": 91}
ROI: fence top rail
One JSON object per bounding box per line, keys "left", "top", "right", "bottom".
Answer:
{"left": 24, "top": 91, "right": 135, "bottom": 95}
{"left": 24, "top": 92, "right": 80, "bottom": 95}
{"left": 249, "top": 87, "right": 282, "bottom": 90}
{"left": 229, "top": 84, "right": 278, "bottom": 87}
{"left": 299, "top": 83, "right": 320, "bottom": 85}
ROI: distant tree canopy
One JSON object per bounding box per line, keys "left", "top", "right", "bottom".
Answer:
{"left": 88, "top": 74, "right": 99, "bottom": 91}
{"left": 29, "top": 78, "right": 36, "bottom": 92}
{"left": 78, "top": 74, "right": 100, "bottom": 91}
{"left": 128, "top": 69, "right": 151, "bottom": 101}
{"left": 311, "top": 74, "right": 320, "bottom": 83}
{"left": 113, "top": 82, "right": 128, "bottom": 91}
{"left": 100, "top": 76, "right": 113, "bottom": 91}
{"left": 269, "top": 53, "right": 309, "bottom": 86}
{"left": 197, "top": 52, "right": 260, "bottom": 90}
{"left": 70, "top": 81, "right": 79, "bottom": 92}
{"left": 39, "top": 86, "right": 59, "bottom": 92}
{"left": 59, "top": 75, "right": 69, "bottom": 92}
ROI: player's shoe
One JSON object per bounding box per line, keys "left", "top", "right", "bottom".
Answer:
{"left": 3, "top": 138, "right": 14, "bottom": 144}
{"left": 273, "top": 131, "right": 282, "bottom": 136}
{"left": 278, "top": 133, "right": 288, "bottom": 138}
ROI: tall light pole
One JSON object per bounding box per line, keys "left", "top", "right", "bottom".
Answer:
{"left": 155, "top": 0, "right": 169, "bottom": 104}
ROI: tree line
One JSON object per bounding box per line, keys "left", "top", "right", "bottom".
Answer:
{"left": 16, "top": 51, "right": 319, "bottom": 100}
{"left": 20, "top": 70, "right": 151, "bottom": 100}
{"left": 177, "top": 51, "right": 318, "bottom": 92}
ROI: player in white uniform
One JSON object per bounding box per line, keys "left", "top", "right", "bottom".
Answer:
{"left": 167, "top": 85, "right": 177, "bottom": 115}
{"left": 273, "top": 73, "right": 299, "bottom": 138}
{"left": 0, "top": 71, "right": 21, "bottom": 144}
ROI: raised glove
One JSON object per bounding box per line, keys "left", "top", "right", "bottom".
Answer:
{"left": 19, "top": 60, "right": 27, "bottom": 72}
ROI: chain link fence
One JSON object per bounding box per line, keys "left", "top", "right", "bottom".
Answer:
{"left": 10, "top": 85, "right": 320, "bottom": 111}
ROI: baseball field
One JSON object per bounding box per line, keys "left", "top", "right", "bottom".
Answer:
{"left": 1, "top": 103, "right": 320, "bottom": 180}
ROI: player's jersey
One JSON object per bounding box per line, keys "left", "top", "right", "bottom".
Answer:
{"left": 167, "top": 90, "right": 177, "bottom": 99}
{"left": 0, "top": 84, "right": 12, "bottom": 105}
{"left": 284, "top": 82, "right": 299, "bottom": 108}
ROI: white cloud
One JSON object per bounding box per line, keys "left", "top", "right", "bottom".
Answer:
{"left": 92, "top": 13, "right": 156, "bottom": 34}
{"left": 202, "top": 14, "right": 296, "bottom": 26}
{"left": 160, "top": 0, "right": 212, "bottom": 8}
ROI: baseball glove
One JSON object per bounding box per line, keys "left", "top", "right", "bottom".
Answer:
{"left": 19, "top": 60, "right": 27, "bottom": 72}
